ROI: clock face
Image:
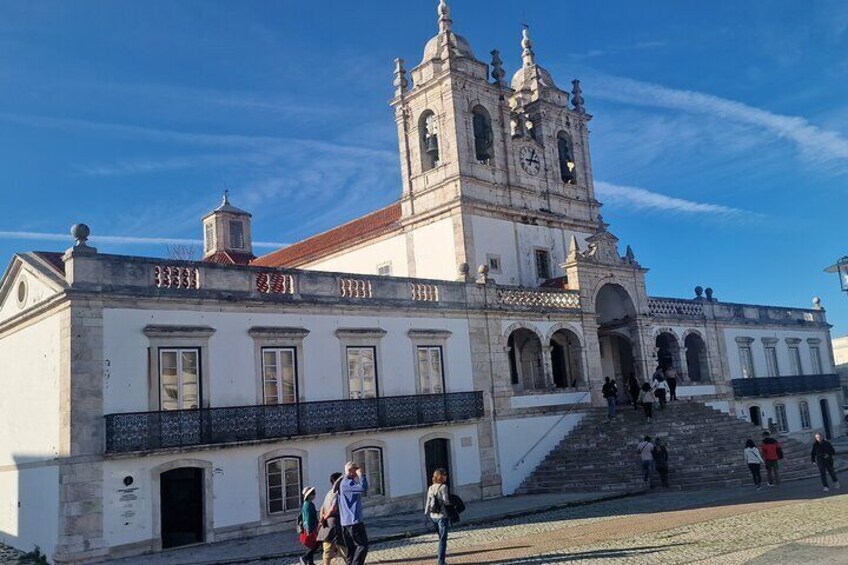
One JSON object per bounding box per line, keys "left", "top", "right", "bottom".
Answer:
{"left": 519, "top": 145, "right": 541, "bottom": 176}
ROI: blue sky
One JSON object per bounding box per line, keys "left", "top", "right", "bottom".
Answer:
{"left": 1, "top": 1, "right": 847, "bottom": 336}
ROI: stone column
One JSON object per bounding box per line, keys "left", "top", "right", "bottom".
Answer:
{"left": 541, "top": 345, "right": 555, "bottom": 389}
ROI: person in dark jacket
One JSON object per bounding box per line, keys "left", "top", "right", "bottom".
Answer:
{"left": 811, "top": 432, "right": 840, "bottom": 492}
{"left": 627, "top": 372, "right": 640, "bottom": 411}
{"left": 602, "top": 377, "right": 618, "bottom": 420}
{"left": 760, "top": 431, "right": 781, "bottom": 487}
{"left": 653, "top": 439, "right": 670, "bottom": 488}
{"left": 317, "top": 472, "right": 346, "bottom": 565}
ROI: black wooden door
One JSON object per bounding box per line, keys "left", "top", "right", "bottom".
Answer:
{"left": 424, "top": 438, "right": 451, "bottom": 489}
{"left": 749, "top": 406, "right": 762, "bottom": 427}
{"left": 161, "top": 467, "right": 204, "bottom": 548}
{"left": 820, "top": 399, "right": 833, "bottom": 439}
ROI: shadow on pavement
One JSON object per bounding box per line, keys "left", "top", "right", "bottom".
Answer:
{"left": 372, "top": 545, "right": 531, "bottom": 563}
{"left": 477, "top": 542, "right": 687, "bottom": 564}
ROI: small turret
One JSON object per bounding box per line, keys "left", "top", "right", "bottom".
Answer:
{"left": 202, "top": 191, "right": 254, "bottom": 264}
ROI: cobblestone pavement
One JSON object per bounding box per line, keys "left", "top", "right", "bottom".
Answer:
{"left": 253, "top": 477, "right": 848, "bottom": 565}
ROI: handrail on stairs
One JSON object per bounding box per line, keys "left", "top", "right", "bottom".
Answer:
{"left": 512, "top": 387, "right": 593, "bottom": 471}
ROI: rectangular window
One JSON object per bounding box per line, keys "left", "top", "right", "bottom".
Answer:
{"left": 799, "top": 401, "right": 812, "bottom": 429}
{"left": 739, "top": 345, "right": 755, "bottom": 378}
{"left": 266, "top": 457, "right": 302, "bottom": 514}
{"left": 262, "top": 347, "right": 298, "bottom": 404}
{"left": 789, "top": 346, "right": 803, "bottom": 375}
{"left": 486, "top": 254, "right": 502, "bottom": 274}
{"left": 810, "top": 347, "right": 823, "bottom": 374}
{"left": 159, "top": 348, "right": 200, "bottom": 410}
{"left": 775, "top": 404, "right": 789, "bottom": 433}
{"left": 352, "top": 447, "right": 384, "bottom": 497}
{"left": 377, "top": 262, "right": 392, "bottom": 276}
{"left": 229, "top": 220, "right": 245, "bottom": 249}
{"left": 765, "top": 346, "right": 780, "bottom": 377}
{"left": 535, "top": 249, "right": 551, "bottom": 280}
{"left": 347, "top": 347, "right": 377, "bottom": 399}
{"left": 204, "top": 223, "right": 214, "bottom": 252}
{"left": 417, "top": 346, "right": 444, "bottom": 394}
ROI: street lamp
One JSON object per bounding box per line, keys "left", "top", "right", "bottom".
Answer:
{"left": 824, "top": 256, "right": 848, "bottom": 293}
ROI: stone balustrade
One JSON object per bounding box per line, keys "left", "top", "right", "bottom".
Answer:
{"left": 496, "top": 287, "right": 581, "bottom": 309}
{"left": 648, "top": 297, "right": 705, "bottom": 317}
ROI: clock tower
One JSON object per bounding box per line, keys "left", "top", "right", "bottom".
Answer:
{"left": 390, "top": 2, "right": 602, "bottom": 286}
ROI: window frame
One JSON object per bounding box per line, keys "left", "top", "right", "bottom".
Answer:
{"left": 534, "top": 248, "right": 552, "bottom": 280}
{"left": 229, "top": 219, "right": 245, "bottom": 249}
{"left": 799, "top": 400, "right": 812, "bottom": 429}
{"left": 336, "top": 328, "right": 386, "bottom": 400}
{"left": 408, "top": 329, "right": 452, "bottom": 394}
{"left": 258, "top": 448, "right": 308, "bottom": 524}
{"left": 416, "top": 345, "right": 446, "bottom": 394}
{"left": 774, "top": 403, "right": 789, "bottom": 433}
{"left": 471, "top": 105, "right": 494, "bottom": 165}
{"left": 349, "top": 445, "right": 386, "bottom": 498}
{"left": 158, "top": 347, "right": 201, "bottom": 411}
{"left": 787, "top": 339, "right": 804, "bottom": 375}
{"left": 808, "top": 338, "right": 824, "bottom": 374}
{"left": 418, "top": 110, "right": 440, "bottom": 172}
{"left": 736, "top": 337, "right": 756, "bottom": 379}
{"left": 557, "top": 131, "right": 577, "bottom": 184}
{"left": 376, "top": 262, "right": 393, "bottom": 277}
{"left": 144, "top": 325, "right": 215, "bottom": 412}
{"left": 261, "top": 346, "right": 299, "bottom": 405}
{"left": 249, "top": 327, "right": 309, "bottom": 405}
{"left": 204, "top": 222, "right": 214, "bottom": 253}
{"left": 486, "top": 254, "right": 502, "bottom": 274}
{"left": 763, "top": 339, "right": 780, "bottom": 377}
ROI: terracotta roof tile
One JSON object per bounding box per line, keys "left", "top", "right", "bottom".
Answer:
{"left": 203, "top": 251, "right": 255, "bottom": 266}
{"left": 252, "top": 202, "right": 402, "bottom": 268}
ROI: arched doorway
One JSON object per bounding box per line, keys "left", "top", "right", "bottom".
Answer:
{"left": 595, "top": 284, "right": 639, "bottom": 392}
{"left": 749, "top": 405, "right": 762, "bottom": 428}
{"left": 424, "top": 438, "right": 452, "bottom": 489}
{"left": 550, "top": 329, "right": 584, "bottom": 388}
{"left": 685, "top": 333, "right": 710, "bottom": 382}
{"left": 655, "top": 332, "right": 681, "bottom": 374}
{"left": 160, "top": 467, "right": 204, "bottom": 548}
{"left": 820, "top": 399, "right": 833, "bottom": 439}
{"left": 507, "top": 328, "right": 545, "bottom": 391}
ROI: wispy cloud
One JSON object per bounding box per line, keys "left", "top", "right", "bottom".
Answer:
{"left": 591, "top": 74, "right": 848, "bottom": 166}
{"left": 571, "top": 41, "right": 667, "bottom": 60}
{"left": 0, "top": 231, "right": 287, "bottom": 248}
{"left": 595, "top": 181, "right": 754, "bottom": 218}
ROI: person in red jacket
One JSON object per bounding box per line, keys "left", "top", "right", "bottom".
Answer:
{"left": 760, "top": 431, "right": 781, "bottom": 486}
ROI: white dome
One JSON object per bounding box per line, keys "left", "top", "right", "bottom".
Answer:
{"left": 421, "top": 32, "right": 476, "bottom": 64}
{"left": 511, "top": 64, "right": 557, "bottom": 91}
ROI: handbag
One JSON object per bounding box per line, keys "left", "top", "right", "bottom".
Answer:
{"left": 299, "top": 529, "right": 319, "bottom": 549}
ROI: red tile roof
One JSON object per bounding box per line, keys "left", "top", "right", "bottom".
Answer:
{"left": 203, "top": 251, "right": 255, "bottom": 266}
{"left": 33, "top": 251, "right": 66, "bottom": 276}
{"left": 252, "top": 202, "right": 402, "bottom": 268}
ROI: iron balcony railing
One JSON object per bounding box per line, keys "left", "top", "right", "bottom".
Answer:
{"left": 105, "top": 391, "right": 484, "bottom": 454}
{"left": 731, "top": 374, "right": 841, "bottom": 398}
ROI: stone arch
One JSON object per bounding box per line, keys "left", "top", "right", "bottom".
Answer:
{"left": 684, "top": 331, "right": 710, "bottom": 382}
{"left": 593, "top": 283, "right": 637, "bottom": 326}
{"left": 557, "top": 130, "right": 577, "bottom": 183}
{"left": 544, "top": 322, "right": 584, "bottom": 344}
{"left": 151, "top": 458, "right": 214, "bottom": 549}
{"left": 419, "top": 430, "right": 457, "bottom": 492}
{"left": 654, "top": 330, "right": 682, "bottom": 374}
{"left": 505, "top": 323, "right": 547, "bottom": 391}
{"left": 503, "top": 321, "right": 545, "bottom": 343}
{"left": 418, "top": 109, "right": 439, "bottom": 171}
{"left": 549, "top": 326, "right": 585, "bottom": 389}
{"left": 471, "top": 104, "right": 494, "bottom": 164}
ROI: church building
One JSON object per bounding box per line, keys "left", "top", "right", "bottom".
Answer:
{"left": 0, "top": 2, "right": 842, "bottom": 563}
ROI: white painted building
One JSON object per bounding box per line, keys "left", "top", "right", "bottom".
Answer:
{"left": 0, "top": 2, "right": 842, "bottom": 563}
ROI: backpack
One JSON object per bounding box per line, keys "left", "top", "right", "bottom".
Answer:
{"left": 447, "top": 494, "right": 465, "bottom": 524}
{"left": 425, "top": 489, "right": 443, "bottom": 515}
{"left": 296, "top": 512, "right": 305, "bottom": 534}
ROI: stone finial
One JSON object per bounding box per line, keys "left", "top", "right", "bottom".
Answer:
{"left": 393, "top": 58, "right": 409, "bottom": 97}
{"left": 813, "top": 296, "right": 822, "bottom": 310}
{"left": 437, "top": 0, "right": 452, "bottom": 33}
{"left": 705, "top": 287, "right": 714, "bottom": 301}
{"left": 476, "top": 263, "right": 490, "bottom": 284}
{"left": 490, "top": 49, "right": 505, "bottom": 87}
{"left": 457, "top": 262, "right": 470, "bottom": 282}
{"left": 567, "top": 234, "right": 580, "bottom": 261}
{"left": 221, "top": 189, "right": 230, "bottom": 206}
{"left": 571, "top": 79, "right": 586, "bottom": 114}
{"left": 695, "top": 286, "right": 704, "bottom": 298}
{"left": 71, "top": 223, "right": 91, "bottom": 247}
{"left": 625, "top": 245, "right": 636, "bottom": 262}
{"left": 521, "top": 25, "right": 535, "bottom": 67}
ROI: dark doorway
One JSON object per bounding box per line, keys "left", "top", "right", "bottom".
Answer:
{"left": 820, "top": 399, "right": 833, "bottom": 439}
{"left": 749, "top": 406, "right": 762, "bottom": 427}
{"left": 161, "top": 467, "right": 204, "bottom": 548}
{"left": 424, "top": 438, "right": 451, "bottom": 489}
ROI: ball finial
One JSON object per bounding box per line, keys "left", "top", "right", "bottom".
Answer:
{"left": 71, "top": 223, "right": 90, "bottom": 246}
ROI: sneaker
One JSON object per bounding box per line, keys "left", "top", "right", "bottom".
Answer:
{"left": 824, "top": 487, "right": 830, "bottom": 492}
{"left": 766, "top": 483, "right": 774, "bottom": 487}
{"left": 756, "top": 485, "right": 762, "bottom": 490}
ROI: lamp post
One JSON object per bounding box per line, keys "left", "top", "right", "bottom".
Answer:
{"left": 824, "top": 256, "right": 848, "bottom": 294}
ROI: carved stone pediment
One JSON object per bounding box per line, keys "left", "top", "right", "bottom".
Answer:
{"left": 569, "top": 223, "right": 642, "bottom": 268}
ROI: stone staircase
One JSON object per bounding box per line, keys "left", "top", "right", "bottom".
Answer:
{"left": 517, "top": 400, "right": 815, "bottom": 493}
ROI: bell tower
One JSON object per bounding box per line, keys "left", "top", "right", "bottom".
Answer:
{"left": 202, "top": 191, "right": 254, "bottom": 263}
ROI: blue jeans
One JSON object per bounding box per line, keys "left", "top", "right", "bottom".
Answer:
{"left": 606, "top": 396, "right": 616, "bottom": 418}
{"left": 431, "top": 516, "right": 449, "bottom": 565}
{"left": 641, "top": 460, "right": 653, "bottom": 482}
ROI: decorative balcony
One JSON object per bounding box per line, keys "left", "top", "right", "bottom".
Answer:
{"left": 731, "top": 374, "right": 841, "bottom": 398}
{"left": 104, "top": 391, "right": 484, "bottom": 454}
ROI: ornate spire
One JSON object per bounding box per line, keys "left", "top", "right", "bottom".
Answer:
{"left": 393, "top": 58, "right": 409, "bottom": 97}
{"left": 571, "top": 79, "right": 586, "bottom": 114}
{"left": 437, "top": 0, "right": 452, "bottom": 33}
{"left": 521, "top": 25, "right": 536, "bottom": 67}
{"left": 221, "top": 189, "right": 230, "bottom": 206}
{"left": 490, "top": 49, "right": 505, "bottom": 87}
{"left": 567, "top": 234, "right": 580, "bottom": 261}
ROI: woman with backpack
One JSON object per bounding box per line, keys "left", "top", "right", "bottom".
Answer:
{"left": 744, "top": 439, "right": 765, "bottom": 490}
{"left": 425, "top": 468, "right": 452, "bottom": 565}
{"left": 638, "top": 382, "right": 656, "bottom": 422}
{"left": 298, "top": 486, "right": 320, "bottom": 565}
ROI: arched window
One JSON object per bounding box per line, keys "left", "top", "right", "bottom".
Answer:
{"left": 472, "top": 106, "right": 494, "bottom": 164}
{"left": 351, "top": 447, "right": 385, "bottom": 496}
{"left": 799, "top": 401, "right": 811, "bottom": 429}
{"left": 557, "top": 132, "right": 577, "bottom": 184}
{"left": 419, "top": 110, "right": 439, "bottom": 171}
{"left": 774, "top": 403, "right": 789, "bottom": 433}
{"left": 265, "top": 456, "right": 302, "bottom": 514}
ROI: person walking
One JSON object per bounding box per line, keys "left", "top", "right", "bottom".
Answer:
{"left": 760, "top": 431, "right": 781, "bottom": 487}
{"left": 811, "top": 432, "right": 840, "bottom": 492}
{"left": 627, "top": 372, "right": 640, "bottom": 411}
{"left": 425, "top": 468, "right": 452, "bottom": 565}
{"left": 744, "top": 439, "right": 765, "bottom": 490}
{"left": 299, "top": 487, "right": 320, "bottom": 565}
{"left": 651, "top": 373, "right": 668, "bottom": 410}
{"left": 317, "top": 472, "right": 346, "bottom": 565}
{"left": 637, "top": 435, "right": 655, "bottom": 486}
{"left": 653, "top": 439, "right": 670, "bottom": 488}
{"left": 638, "top": 383, "right": 656, "bottom": 422}
{"left": 664, "top": 365, "right": 679, "bottom": 401}
{"left": 339, "top": 461, "right": 369, "bottom": 565}
{"left": 602, "top": 377, "right": 618, "bottom": 420}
